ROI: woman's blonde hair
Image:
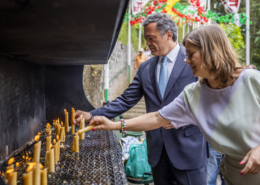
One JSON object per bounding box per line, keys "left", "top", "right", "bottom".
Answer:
{"left": 183, "top": 24, "right": 242, "bottom": 87}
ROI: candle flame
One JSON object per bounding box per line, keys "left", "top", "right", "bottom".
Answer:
{"left": 26, "top": 162, "right": 36, "bottom": 172}
{"left": 26, "top": 156, "right": 29, "bottom": 160}
{"left": 80, "top": 114, "right": 83, "bottom": 120}
{"left": 39, "top": 164, "right": 44, "bottom": 170}
{"left": 22, "top": 156, "right": 25, "bottom": 159}
{"left": 61, "top": 143, "right": 64, "bottom": 149}
{"left": 72, "top": 108, "right": 74, "bottom": 110}
{"left": 1, "top": 172, "right": 4, "bottom": 177}
{"left": 6, "top": 169, "right": 14, "bottom": 174}
{"left": 16, "top": 162, "right": 20, "bottom": 168}
{"left": 50, "top": 144, "right": 53, "bottom": 149}
{"left": 75, "top": 132, "right": 78, "bottom": 136}
{"left": 58, "top": 118, "right": 59, "bottom": 123}
{"left": 48, "top": 130, "right": 52, "bottom": 136}
{"left": 34, "top": 135, "right": 40, "bottom": 142}
{"left": 56, "top": 135, "right": 59, "bottom": 141}
{"left": 7, "top": 158, "right": 14, "bottom": 165}
{"left": 46, "top": 123, "right": 50, "bottom": 129}
{"left": 64, "top": 109, "right": 67, "bottom": 113}
{"left": 53, "top": 139, "right": 56, "bottom": 144}
{"left": 61, "top": 121, "right": 63, "bottom": 127}
{"left": 38, "top": 132, "right": 41, "bottom": 135}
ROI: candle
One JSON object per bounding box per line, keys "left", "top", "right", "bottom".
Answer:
{"left": 71, "top": 108, "right": 75, "bottom": 135}
{"left": 46, "top": 135, "right": 51, "bottom": 152}
{"left": 23, "top": 170, "right": 32, "bottom": 185}
{"left": 77, "top": 124, "right": 96, "bottom": 134}
{"left": 40, "top": 168, "right": 47, "bottom": 185}
{"left": 33, "top": 164, "right": 40, "bottom": 185}
{"left": 74, "top": 133, "right": 79, "bottom": 153}
{"left": 8, "top": 171, "right": 17, "bottom": 185}
{"left": 5, "top": 168, "right": 14, "bottom": 180}
{"left": 48, "top": 148, "right": 55, "bottom": 173}
{"left": 57, "top": 139, "right": 60, "bottom": 162}
{"left": 33, "top": 141, "right": 41, "bottom": 163}
{"left": 64, "top": 109, "right": 69, "bottom": 133}
{"left": 53, "top": 139, "right": 58, "bottom": 165}
{"left": 79, "top": 116, "right": 85, "bottom": 140}
{"left": 59, "top": 126, "right": 65, "bottom": 142}
{"left": 45, "top": 151, "right": 49, "bottom": 169}
{"left": 56, "top": 124, "right": 61, "bottom": 136}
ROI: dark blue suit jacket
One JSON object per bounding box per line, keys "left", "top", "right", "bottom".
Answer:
{"left": 90, "top": 45, "right": 207, "bottom": 170}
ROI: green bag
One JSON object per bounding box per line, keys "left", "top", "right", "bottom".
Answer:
{"left": 125, "top": 139, "right": 151, "bottom": 178}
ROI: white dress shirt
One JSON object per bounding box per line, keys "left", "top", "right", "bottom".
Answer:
{"left": 157, "top": 44, "right": 180, "bottom": 82}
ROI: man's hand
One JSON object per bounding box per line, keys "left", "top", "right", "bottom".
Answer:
{"left": 74, "top": 110, "right": 92, "bottom": 126}
{"left": 163, "top": 123, "right": 174, "bottom": 129}
{"left": 240, "top": 144, "right": 260, "bottom": 175}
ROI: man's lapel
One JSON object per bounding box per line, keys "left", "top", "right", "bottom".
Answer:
{"left": 149, "top": 56, "right": 162, "bottom": 102}
{"left": 163, "top": 46, "right": 187, "bottom": 100}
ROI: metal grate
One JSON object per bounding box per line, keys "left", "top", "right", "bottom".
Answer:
{"left": 2, "top": 129, "right": 127, "bottom": 185}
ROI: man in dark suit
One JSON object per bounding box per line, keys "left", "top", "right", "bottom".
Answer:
{"left": 75, "top": 13, "right": 207, "bottom": 185}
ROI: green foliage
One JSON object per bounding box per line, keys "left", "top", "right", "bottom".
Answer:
{"left": 117, "top": 22, "right": 147, "bottom": 52}
{"left": 220, "top": 23, "right": 245, "bottom": 63}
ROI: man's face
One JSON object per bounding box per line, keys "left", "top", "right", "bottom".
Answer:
{"left": 139, "top": 51, "right": 143, "bottom": 54}
{"left": 144, "top": 23, "right": 170, "bottom": 56}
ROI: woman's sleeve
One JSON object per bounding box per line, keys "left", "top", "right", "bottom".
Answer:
{"left": 159, "top": 92, "right": 198, "bottom": 129}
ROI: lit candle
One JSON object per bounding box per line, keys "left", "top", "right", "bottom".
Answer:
{"left": 46, "top": 135, "right": 52, "bottom": 152}
{"left": 8, "top": 171, "right": 17, "bottom": 185}
{"left": 56, "top": 124, "right": 61, "bottom": 136}
{"left": 48, "top": 148, "right": 55, "bottom": 173}
{"left": 5, "top": 168, "right": 14, "bottom": 180}
{"left": 59, "top": 123, "right": 65, "bottom": 142}
{"left": 71, "top": 108, "right": 75, "bottom": 135}
{"left": 33, "top": 141, "right": 41, "bottom": 163}
{"left": 64, "top": 109, "right": 69, "bottom": 133}
{"left": 56, "top": 136, "right": 60, "bottom": 162}
{"left": 33, "top": 164, "right": 40, "bottom": 185}
{"left": 74, "top": 133, "right": 79, "bottom": 153}
{"left": 53, "top": 139, "right": 58, "bottom": 165}
{"left": 79, "top": 115, "right": 85, "bottom": 140}
{"left": 23, "top": 170, "right": 32, "bottom": 185}
{"left": 40, "top": 168, "right": 47, "bottom": 185}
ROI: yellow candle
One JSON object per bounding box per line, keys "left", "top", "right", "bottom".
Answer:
{"left": 57, "top": 140, "right": 60, "bottom": 162}
{"left": 48, "top": 148, "right": 55, "bottom": 173}
{"left": 75, "top": 134, "right": 79, "bottom": 153}
{"left": 33, "top": 141, "right": 41, "bottom": 163}
{"left": 40, "top": 168, "right": 47, "bottom": 185}
{"left": 23, "top": 170, "right": 32, "bottom": 185}
{"left": 5, "top": 167, "right": 14, "bottom": 180}
{"left": 33, "top": 164, "right": 40, "bottom": 185}
{"left": 59, "top": 127, "right": 65, "bottom": 142}
{"left": 56, "top": 124, "right": 61, "bottom": 136}
{"left": 45, "top": 151, "right": 49, "bottom": 169}
{"left": 53, "top": 140, "right": 58, "bottom": 165}
{"left": 79, "top": 118, "right": 85, "bottom": 140}
{"left": 46, "top": 136, "right": 51, "bottom": 152}
{"left": 8, "top": 171, "right": 17, "bottom": 185}
{"left": 71, "top": 108, "right": 75, "bottom": 135}
{"left": 64, "top": 109, "right": 69, "bottom": 133}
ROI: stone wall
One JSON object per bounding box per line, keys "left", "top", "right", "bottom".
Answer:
{"left": 83, "top": 41, "right": 137, "bottom": 108}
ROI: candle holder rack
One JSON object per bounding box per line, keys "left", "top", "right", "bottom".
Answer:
{"left": 1, "top": 129, "right": 127, "bottom": 185}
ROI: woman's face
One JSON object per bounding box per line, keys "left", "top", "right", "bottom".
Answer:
{"left": 185, "top": 42, "right": 209, "bottom": 78}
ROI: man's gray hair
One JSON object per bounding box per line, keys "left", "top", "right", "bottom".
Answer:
{"left": 143, "top": 13, "right": 177, "bottom": 42}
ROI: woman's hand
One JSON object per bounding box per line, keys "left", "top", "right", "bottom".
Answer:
{"left": 240, "top": 144, "right": 260, "bottom": 175}
{"left": 89, "top": 116, "right": 120, "bottom": 131}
